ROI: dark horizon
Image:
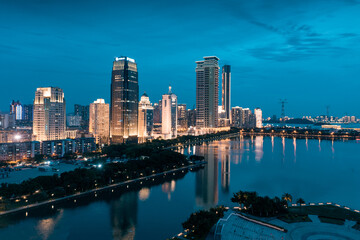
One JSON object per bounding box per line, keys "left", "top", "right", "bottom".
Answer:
{"left": 1, "top": 0, "right": 360, "bottom": 118}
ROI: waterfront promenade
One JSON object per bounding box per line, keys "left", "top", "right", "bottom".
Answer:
{"left": 0, "top": 161, "right": 205, "bottom": 217}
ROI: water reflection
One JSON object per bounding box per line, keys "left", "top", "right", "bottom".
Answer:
{"left": 254, "top": 136, "right": 264, "bottom": 162}
{"left": 110, "top": 192, "right": 138, "bottom": 240}
{"left": 162, "top": 180, "right": 176, "bottom": 200}
{"left": 138, "top": 188, "right": 150, "bottom": 201}
{"left": 36, "top": 210, "right": 64, "bottom": 240}
{"left": 195, "top": 144, "right": 218, "bottom": 209}
{"left": 220, "top": 141, "right": 231, "bottom": 193}
{"left": 282, "top": 137, "right": 285, "bottom": 162}
{"left": 293, "top": 138, "right": 297, "bottom": 163}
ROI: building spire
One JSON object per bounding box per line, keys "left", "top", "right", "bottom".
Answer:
{"left": 168, "top": 85, "right": 172, "bottom": 94}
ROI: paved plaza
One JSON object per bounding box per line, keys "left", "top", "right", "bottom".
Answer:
{"left": 215, "top": 211, "right": 360, "bottom": 240}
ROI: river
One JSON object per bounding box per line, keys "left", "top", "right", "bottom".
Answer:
{"left": 0, "top": 136, "right": 359, "bottom": 239}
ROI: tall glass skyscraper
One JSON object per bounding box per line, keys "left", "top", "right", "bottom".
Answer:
{"left": 196, "top": 56, "right": 219, "bottom": 128}
{"left": 222, "top": 65, "right": 231, "bottom": 120}
{"left": 110, "top": 57, "right": 139, "bottom": 143}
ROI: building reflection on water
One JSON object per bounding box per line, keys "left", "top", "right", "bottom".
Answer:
{"left": 254, "top": 136, "right": 264, "bottom": 162}
{"left": 220, "top": 140, "right": 231, "bottom": 193}
{"left": 36, "top": 209, "right": 64, "bottom": 240}
{"left": 162, "top": 180, "right": 176, "bottom": 200}
{"left": 195, "top": 143, "right": 218, "bottom": 209}
{"left": 138, "top": 188, "right": 150, "bottom": 201}
{"left": 110, "top": 191, "right": 138, "bottom": 240}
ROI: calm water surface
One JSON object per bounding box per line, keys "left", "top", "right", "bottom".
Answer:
{"left": 0, "top": 136, "right": 359, "bottom": 240}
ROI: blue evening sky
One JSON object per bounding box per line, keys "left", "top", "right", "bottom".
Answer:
{"left": 1, "top": 0, "right": 359, "bottom": 117}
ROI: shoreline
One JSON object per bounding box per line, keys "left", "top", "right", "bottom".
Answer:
{"left": 0, "top": 161, "right": 206, "bottom": 217}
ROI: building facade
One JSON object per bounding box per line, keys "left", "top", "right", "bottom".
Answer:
{"left": 74, "top": 104, "right": 89, "bottom": 130}
{"left": 110, "top": 57, "right": 139, "bottom": 143}
{"left": 187, "top": 108, "right": 196, "bottom": 128}
{"left": 177, "top": 104, "right": 187, "bottom": 131}
{"left": 89, "top": 99, "right": 110, "bottom": 145}
{"left": 10, "top": 100, "right": 23, "bottom": 120}
{"left": 138, "top": 93, "right": 154, "bottom": 141}
{"left": 33, "top": 87, "right": 66, "bottom": 141}
{"left": 196, "top": 56, "right": 219, "bottom": 128}
{"left": 162, "top": 86, "right": 177, "bottom": 139}
{"left": 221, "top": 65, "right": 231, "bottom": 120}
{"left": 254, "top": 108, "right": 263, "bottom": 128}
{"left": 231, "top": 107, "right": 256, "bottom": 129}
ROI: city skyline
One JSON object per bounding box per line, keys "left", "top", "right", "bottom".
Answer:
{"left": 1, "top": 0, "right": 360, "bottom": 117}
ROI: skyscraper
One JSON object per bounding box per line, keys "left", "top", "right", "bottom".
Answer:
{"left": 89, "top": 99, "right": 110, "bottom": 145}
{"left": 196, "top": 56, "right": 219, "bottom": 128}
{"left": 254, "top": 108, "right": 263, "bottom": 128}
{"left": 110, "top": 56, "right": 139, "bottom": 143}
{"left": 177, "top": 104, "right": 187, "bottom": 131}
{"left": 33, "top": 87, "right": 66, "bottom": 141}
{"left": 10, "top": 100, "right": 23, "bottom": 120}
{"left": 74, "top": 104, "right": 89, "bottom": 130}
{"left": 138, "top": 92, "right": 154, "bottom": 141}
{"left": 23, "top": 104, "right": 33, "bottom": 122}
{"left": 162, "top": 86, "right": 177, "bottom": 139}
{"left": 222, "top": 65, "right": 231, "bottom": 120}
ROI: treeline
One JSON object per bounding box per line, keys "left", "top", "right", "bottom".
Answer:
{"left": 0, "top": 150, "right": 188, "bottom": 211}
{"left": 181, "top": 206, "right": 226, "bottom": 240}
{"left": 231, "top": 191, "right": 288, "bottom": 217}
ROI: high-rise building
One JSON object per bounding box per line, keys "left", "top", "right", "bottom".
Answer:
{"left": 162, "top": 86, "right": 177, "bottom": 139}
{"left": 138, "top": 93, "right": 154, "bottom": 140}
{"left": 74, "top": 104, "right": 89, "bottom": 130}
{"left": 110, "top": 56, "right": 139, "bottom": 143}
{"left": 66, "top": 114, "right": 82, "bottom": 127}
{"left": 187, "top": 108, "right": 196, "bottom": 128}
{"left": 196, "top": 56, "right": 219, "bottom": 128}
{"left": 33, "top": 87, "right": 66, "bottom": 141}
{"left": 231, "top": 106, "right": 256, "bottom": 129}
{"left": 89, "top": 99, "right": 110, "bottom": 145}
{"left": 10, "top": 100, "right": 23, "bottom": 120}
{"left": 153, "top": 101, "right": 162, "bottom": 124}
{"left": 254, "top": 108, "right": 263, "bottom": 128}
{"left": 177, "top": 104, "right": 187, "bottom": 131}
{"left": 152, "top": 101, "right": 162, "bottom": 135}
{"left": 221, "top": 65, "right": 231, "bottom": 120}
{"left": 231, "top": 107, "right": 243, "bottom": 127}
{"left": 23, "top": 104, "right": 33, "bottom": 122}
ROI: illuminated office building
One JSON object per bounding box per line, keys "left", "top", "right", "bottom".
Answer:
{"left": 162, "top": 86, "right": 177, "bottom": 139}
{"left": 33, "top": 87, "right": 66, "bottom": 141}
{"left": 110, "top": 56, "right": 139, "bottom": 143}
{"left": 254, "top": 108, "right": 263, "bottom": 128}
{"left": 177, "top": 104, "right": 187, "bottom": 131}
{"left": 196, "top": 56, "right": 219, "bottom": 128}
{"left": 138, "top": 93, "right": 154, "bottom": 140}
{"left": 89, "top": 99, "right": 110, "bottom": 145}
{"left": 10, "top": 100, "right": 23, "bottom": 120}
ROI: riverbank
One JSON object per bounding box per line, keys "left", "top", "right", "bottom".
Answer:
{"left": 0, "top": 161, "right": 205, "bottom": 217}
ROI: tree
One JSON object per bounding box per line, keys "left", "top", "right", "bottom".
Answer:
{"left": 296, "top": 198, "right": 305, "bottom": 205}
{"left": 282, "top": 193, "right": 293, "bottom": 206}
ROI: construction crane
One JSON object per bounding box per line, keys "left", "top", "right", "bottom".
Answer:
{"left": 279, "top": 99, "right": 288, "bottom": 120}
